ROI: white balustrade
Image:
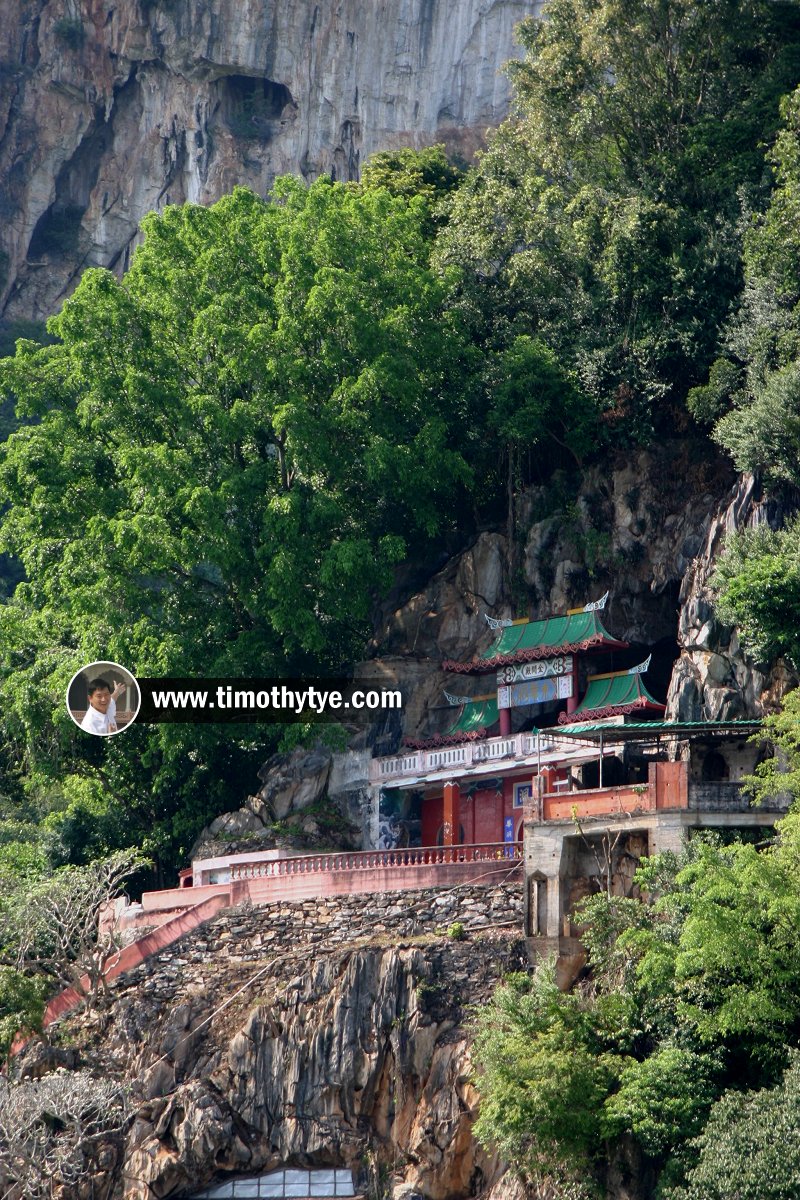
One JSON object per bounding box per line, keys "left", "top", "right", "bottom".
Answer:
{"left": 371, "top": 731, "right": 551, "bottom": 783}
{"left": 228, "top": 843, "right": 522, "bottom": 881}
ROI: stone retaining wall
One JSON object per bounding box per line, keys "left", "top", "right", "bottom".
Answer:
{"left": 102, "top": 881, "right": 524, "bottom": 1010}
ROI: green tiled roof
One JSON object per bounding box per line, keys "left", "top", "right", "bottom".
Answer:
{"left": 443, "top": 611, "right": 627, "bottom": 674}
{"left": 561, "top": 671, "right": 665, "bottom": 724}
{"left": 404, "top": 697, "right": 499, "bottom": 749}
{"left": 448, "top": 697, "right": 499, "bottom": 736}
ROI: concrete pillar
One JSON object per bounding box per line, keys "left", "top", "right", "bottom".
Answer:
{"left": 647, "top": 814, "right": 689, "bottom": 857}
{"left": 368, "top": 784, "right": 383, "bottom": 849}
{"left": 524, "top": 823, "right": 568, "bottom": 938}
{"left": 442, "top": 781, "right": 459, "bottom": 848}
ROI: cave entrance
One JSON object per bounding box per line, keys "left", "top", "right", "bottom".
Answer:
{"left": 218, "top": 75, "right": 294, "bottom": 140}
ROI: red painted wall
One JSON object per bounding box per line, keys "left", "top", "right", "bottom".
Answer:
{"left": 420, "top": 769, "right": 562, "bottom": 847}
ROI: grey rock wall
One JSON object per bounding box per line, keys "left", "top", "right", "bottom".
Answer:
{"left": 0, "top": 0, "right": 539, "bottom": 321}
{"left": 666, "top": 473, "right": 798, "bottom": 721}
{"left": 38, "top": 883, "right": 525, "bottom": 1200}
{"left": 370, "top": 447, "right": 795, "bottom": 738}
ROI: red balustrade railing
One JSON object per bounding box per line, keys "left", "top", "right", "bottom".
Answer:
{"left": 229, "top": 842, "right": 521, "bottom": 881}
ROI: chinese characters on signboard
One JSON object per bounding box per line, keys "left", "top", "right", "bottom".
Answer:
{"left": 497, "top": 673, "right": 573, "bottom": 710}
{"left": 497, "top": 655, "right": 572, "bottom": 686}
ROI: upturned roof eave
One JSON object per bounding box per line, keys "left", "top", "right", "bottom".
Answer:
{"left": 442, "top": 633, "right": 629, "bottom": 674}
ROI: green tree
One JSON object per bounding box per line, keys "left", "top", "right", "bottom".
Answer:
{"left": 0, "top": 180, "right": 476, "bottom": 873}
{"left": 474, "top": 820, "right": 800, "bottom": 1189}
{"left": 700, "top": 90, "right": 800, "bottom": 672}
{"left": 0, "top": 969, "right": 48, "bottom": 1060}
{"left": 487, "top": 335, "right": 597, "bottom": 568}
{"left": 698, "top": 87, "right": 800, "bottom": 476}
{"left": 360, "top": 145, "right": 464, "bottom": 237}
{"left": 437, "top": 0, "right": 800, "bottom": 434}
{"left": 0, "top": 848, "right": 147, "bottom": 1007}
{"left": 603, "top": 1046, "right": 718, "bottom": 1159}
{"left": 712, "top": 520, "right": 800, "bottom": 669}
{"left": 472, "top": 965, "right": 623, "bottom": 1193}
{"left": 740, "top": 688, "right": 800, "bottom": 812}
{"left": 668, "top": 1054, "right": 800, "bottom": 1200}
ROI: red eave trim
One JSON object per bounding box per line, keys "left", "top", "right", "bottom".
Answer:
{"left": 403, "top": 728, "right": 492, "bottom": 750}
{"left": 558, "top": 697, "right": 666, "bottom": 725}
{"left": 443, "top": 634, "right": 629, "bottom": 674}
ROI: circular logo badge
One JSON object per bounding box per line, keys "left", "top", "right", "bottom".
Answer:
{"left": 66, "top": 661, "right": 141, "bottom": 736}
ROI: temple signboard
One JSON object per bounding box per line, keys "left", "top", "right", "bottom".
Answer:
{"left": 497, "top": 674, "right": 573, "bottom": 710}
{"left": 497, "top": 655, "right": 572, "bottom": 686}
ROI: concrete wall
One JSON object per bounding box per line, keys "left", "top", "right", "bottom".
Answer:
{"left": 523, "top": 749, "right": 789, "bottom": 985}
{"left": 38, "top": 881, "right": 524, "bottom": 1035}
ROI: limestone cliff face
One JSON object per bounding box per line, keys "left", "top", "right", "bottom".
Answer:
{"left": 0, "top": 0, "right": 538, "bottom": 321}
{"left": 373, "top": 446, "right": 796, "bottom": 733}
{"left": 666, "top": 472, "right": 798, "bottom": 721}
{"left": 26, "top": 885, "right": 526, "bottom": 1200}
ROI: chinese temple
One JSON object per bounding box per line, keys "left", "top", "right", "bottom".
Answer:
{"left": 375, "top": 596, "right": 666, "bottom": 852}
{"left": 86, "top": 595, "right": 788, "bottom": 1002}
{"left": 367, "top": 597, "right": 789, "bottom": 983}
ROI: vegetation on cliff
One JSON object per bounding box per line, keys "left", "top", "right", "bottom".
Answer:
{"left": 0, "top": 0, "right": 797, "bottom": 885}
{"left": 474, "top": 789, "right": 800, "bottom": 1195}
{"left": 1, "top": 2, "right": 800, "bottom": 1126}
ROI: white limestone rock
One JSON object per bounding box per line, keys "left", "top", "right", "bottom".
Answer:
{"left": 0, "top": 0, "right": 540, "bottom": 321}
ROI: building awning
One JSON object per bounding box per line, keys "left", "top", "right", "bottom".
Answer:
{"left": 443, "top": 611, "right": 628, "bottom": 674}
{"left": 404, "top": 698, "right": 499, "bottom": 750}
{"left": 553, "top": 719, "right": 762, "bottom": 742}
{"left": 559, "top": 670, "right": 664, "bottom": 724}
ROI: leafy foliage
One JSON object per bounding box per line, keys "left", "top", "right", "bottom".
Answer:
{"left": 472, "top": 965, "right": 623, "bottom": 1192}
{"left": 0, "top": 180, "right": 476, "bottom": 871}
{"left": 360, "top": 145, "right": 464, "bottom": 237}
{"left": 668, "top": 1054, "right": 800, "bottom": 1200}
{"left": 703, "top": 88, "right": 800, "bottom": 481}
{"left": 0, "top": 969, "right": 48, "bottom": 1060}
{"left": 603, "top": 1047, "right": 717, "bottom": 1159}
{"left": 474, "top": 808, "right": 800, "bottom": 1192}
{"left": 0, "top": 848, "right": 147, "bottom": 1006}
{"left": 437, "top": 0, "right": 800, "bottom": 434}
{"left": 713, "top": 520, "right": 800, "bottom": 668}
{"left": 740, "top": 688, "right": 800, "bottom": 811}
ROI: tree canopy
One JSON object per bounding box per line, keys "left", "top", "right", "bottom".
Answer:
{"left": 0, "top": 178, "right": 477, "bottom": 871}
{"left": 437, "top": 0, "right": 800, "bottom": 435}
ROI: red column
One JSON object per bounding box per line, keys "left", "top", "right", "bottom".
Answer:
{"left": 499, "top": 706, "right": 512, "bottom": 735}
{"left": 442, "top": 782, "right": 459, "bottom": 848}
{"left": 567, "top": 656, "right": 579, "bottom": 714}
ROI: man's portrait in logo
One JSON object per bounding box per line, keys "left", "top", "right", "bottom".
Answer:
{"left": 67, "top": 661, "right": 141, "bottom": 736}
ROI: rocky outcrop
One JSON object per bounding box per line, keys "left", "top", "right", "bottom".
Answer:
{"left": 376, "top": 532, "right": 510, "bottom": 663}
{"left": 28, "top": 884, "right": 526, "bottom": 1200}
{"left": 0, "top": 0, "right": 539, "bottom": 322}
{"left": 666, "top": 473, "right": 798, "bottom": 721}
{"left": 370, "top": 445, "right": 795, "bottom": 732}
{"left": 254, "top": 745, "right": 332, "bottom": 821}
{"left": 519, "top": 444, "right": 736, "bottom": 649}
{"left": 189, "top": 744, "right": 365, "bottom": 860}
{"left": 368, "top": 532, "right": 510, "bottom": 743}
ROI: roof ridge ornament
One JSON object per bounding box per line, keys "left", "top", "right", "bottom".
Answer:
{"left": 627, "top": 654, "right": 652, "bottom": 675}
{"left": 485, "top": 613, "right": 514, "bottom": 629}
{"left": 583, "top": 590, "right": 609, "bottom": 612}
